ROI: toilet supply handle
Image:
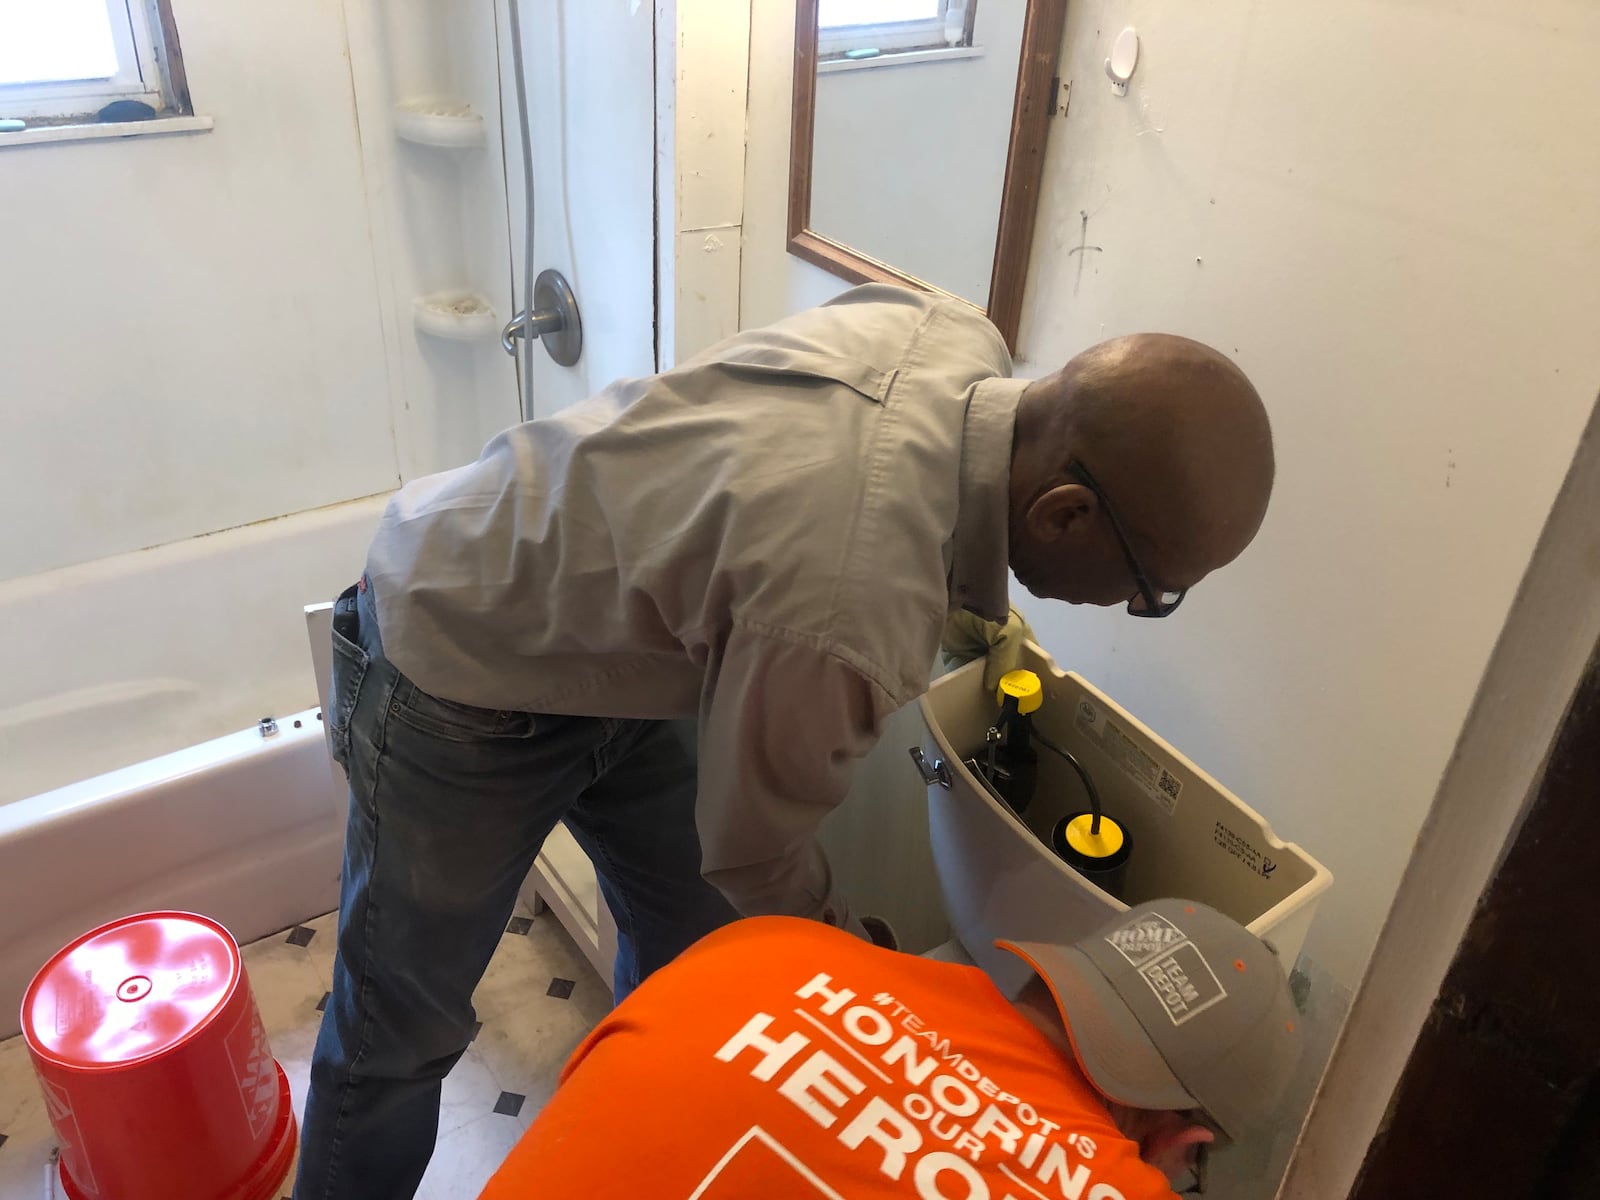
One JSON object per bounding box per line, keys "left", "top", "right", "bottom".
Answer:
{"left": 908, "top": 747, "right": 953, "bottom": 789}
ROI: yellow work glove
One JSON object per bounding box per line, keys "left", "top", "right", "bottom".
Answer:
{"left": 938, "top": 605, "right": 1036, "bottom": 693}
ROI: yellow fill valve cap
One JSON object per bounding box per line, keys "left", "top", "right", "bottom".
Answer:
{"left": 1063, "top": 813, "right": 1125, "bottom": 859}
{"left": 996, "top": 670, "right": 1043, "bottom": 715}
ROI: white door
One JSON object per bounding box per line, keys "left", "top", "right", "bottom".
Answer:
{"left": 497, "top": 0, "right": 659, "bottom": 417}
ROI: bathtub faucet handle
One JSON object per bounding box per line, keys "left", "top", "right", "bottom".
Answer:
{"left": 500, "top": 268, "right": 584, "bottom": 368}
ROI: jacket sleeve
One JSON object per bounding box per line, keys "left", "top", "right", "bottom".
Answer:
{"left": 694, "top": 620, "right": 898, "bottom": 933}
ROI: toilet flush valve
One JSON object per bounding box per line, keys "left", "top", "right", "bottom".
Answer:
{"left": 986, "top": 670, "right": 1044, "bottom": 815}
{"left": 1053, "top": 809, "right": 1134, "bottom": 900}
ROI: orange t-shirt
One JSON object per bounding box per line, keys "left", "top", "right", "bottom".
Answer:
{"left": 481, "top": 917, "right": 1177, "bottom": 1199}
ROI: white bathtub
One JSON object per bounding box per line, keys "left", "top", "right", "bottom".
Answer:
{"left": 0, "top": 489, "right": 619, "bottom": 1033}
{"left": 0, "top": 494, "right": 389, "bottom": 807}
{"left": 0, "top": 711, "right": 346, "bottom": 1039}
{"left": 0, "top": 496, "right": 389, "bottom": 1038}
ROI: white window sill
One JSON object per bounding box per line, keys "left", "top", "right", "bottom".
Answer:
{"left": 818, "top": 45, "right": 984, "bottom": 74}
{"left": 0, "top": 115, "right": 214, "bottom": 150}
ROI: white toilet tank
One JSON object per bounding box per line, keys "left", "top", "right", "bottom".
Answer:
{"left": 916, "top": 644, "right": 1332, "bottom": 995}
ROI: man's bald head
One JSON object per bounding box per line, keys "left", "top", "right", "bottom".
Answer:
{"left": 1007, "top": 333, "right": 1273, "bottom": 609}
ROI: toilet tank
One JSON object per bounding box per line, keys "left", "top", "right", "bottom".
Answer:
{"left": 917, "top": 643, "right": 1332, "bottom": 996}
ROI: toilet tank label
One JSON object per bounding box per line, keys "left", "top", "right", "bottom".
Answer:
{"left": 1074, "top": 698, "right": 1183, "bottom": 815}
{"left": 1213, "top": 820, "right": 1280, "bottom": 881}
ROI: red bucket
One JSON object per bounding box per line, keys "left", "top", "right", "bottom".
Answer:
{"left": 21, "top": 912, "right": 298, "bottom": 1200}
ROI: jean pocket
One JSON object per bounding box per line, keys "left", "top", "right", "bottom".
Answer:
{"left": 391, "top": 684, "right": 535, "bottom": 743}
{"left": 328, "top": 621, "right": 369, "bottom": 770}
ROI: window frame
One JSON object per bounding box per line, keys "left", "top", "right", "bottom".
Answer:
{"left": 817, "top": 0, "right": 977, "bottom": 61}
{"left": 0, "top": 0, "right": 189, "bottom": 124}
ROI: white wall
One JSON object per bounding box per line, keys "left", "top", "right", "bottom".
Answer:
{"left": 743, "top": 0, "right": 1600, "bottom": 988}
{"left": 507, "top": 0, "right": 659, "bottom": 412}
{"left": 0, "top": 0, "right": 665, "bottom": 806}
{"left": 1286, "top": 400, "right": 1600, "bottom": 1199}
{"left": 810, "top": 1, "right": 1024, "bottom": 303}
{"left": 0, "top": 2, "right": 535, "bottom": 802}
{"left": 657, "top": 0, "right": 752, "bottom": 366}
{"left": 0, "top": 0, "right": 400, "bottom": 583}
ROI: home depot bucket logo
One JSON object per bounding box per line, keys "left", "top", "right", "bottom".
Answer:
{"left": 225, "top": 1005, "right": 279, "bottom": 1139}
{"left": 1105, "top": 913, "right": 1189, "bottom": 968}
{"left": 42, "top": 1078, "right": 98, "bottom": 1194}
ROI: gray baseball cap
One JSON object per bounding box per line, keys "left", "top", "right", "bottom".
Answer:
{"left": 997, "top": 899, "right": 1301, "bottom": 1142}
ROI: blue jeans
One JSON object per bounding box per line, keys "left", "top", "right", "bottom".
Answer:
{"left": 293, "top": 582, "right": 738, "bottom": 1199}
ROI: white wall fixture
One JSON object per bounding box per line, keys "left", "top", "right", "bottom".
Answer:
{"left": 374, "top": 9, "right": 516, "bottom": 446}
{"left": 394, "top": 97, "right": 486, "bottom": 149}
{"left": 1105, "top": 26, "right": 1138, "bottom": 95}
{"left": 341, "top": 0, "right": 522, "bottom": 479}
{"left": 413, "top": 291, "right": 501, "bottom": 342}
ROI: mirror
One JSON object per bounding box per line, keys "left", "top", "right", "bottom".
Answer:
{"left": 789, "top": 0, "right": 1067, "bottom": 351}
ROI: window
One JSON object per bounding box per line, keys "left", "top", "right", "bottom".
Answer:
{"left": 0, "top": 0, "right": 188, "bottom": 124}
{"left": 817, "top": 0, "right": 977, "bottom": 60}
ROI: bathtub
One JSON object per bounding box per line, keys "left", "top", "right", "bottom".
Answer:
{"left": 0, "top": 492, "right": 621, "bottom": 1033}
{"left": 0, "top": 495, "right": 390, "bottom": 807}
{"left": 0, "top": 710, "right": 346, "bottom": 1038}
{"left": 0, "top": 496, "right": 389, "bottom": 1037}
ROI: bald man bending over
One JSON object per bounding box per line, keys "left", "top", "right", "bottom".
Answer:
{"left": 295, "top": 285, "right": 1274, "bottom": 1200}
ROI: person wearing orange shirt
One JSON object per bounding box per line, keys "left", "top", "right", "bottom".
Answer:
{"left": 481, "top": 899, "right": 1301, "bottom": 1198}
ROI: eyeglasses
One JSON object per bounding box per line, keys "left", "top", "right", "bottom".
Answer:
{"left": 1175, "top": 1109, "right": 1221, "bottom": 1195}
{"left": 1064, "top": 460, "right": 1187, "bottom": 618}
{"left": 1179, "top": 1141, "right": 1209, "bottom": 1195}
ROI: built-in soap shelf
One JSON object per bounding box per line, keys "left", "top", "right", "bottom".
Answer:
{"left": 413, "top": 291, "right": 499, "bottom": 341}
{"left": 394, "top": 97, "right": 485, "bottom": 148}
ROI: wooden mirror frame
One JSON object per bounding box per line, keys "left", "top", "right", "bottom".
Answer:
{"left": 787, "top": 0, "right": 1068, "bottom": 353}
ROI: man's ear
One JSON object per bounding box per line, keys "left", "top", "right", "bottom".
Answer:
{"left": 1026, "top": 482, "right": 1097, "bottom": 544}
{"left": 1144, "top": 1120, "right": 1215, "bottom": 1164}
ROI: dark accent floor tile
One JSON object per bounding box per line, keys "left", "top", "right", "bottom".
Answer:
{"left": 316, "top": 991, "right": 330, "bottom": 1013}
{"left": 494, "top": 1091, "right": 525, "bottom": 1117}
{"left": 285, "top": 926, "right": 316, "bottom": 948}
{"left": 0, "top": 1132, "right": 8, "bottom": 1150}
{"left": 505, "top": 916, "right": 533, "bottom": 936}
{"left": 547, "top": 977, "right": 575, "bottom": 1000}
{"left": 1289, "top": 967, "right": 1312, "bottom": 1014}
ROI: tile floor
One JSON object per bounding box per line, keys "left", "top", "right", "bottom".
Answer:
{"left": 0, "top": 901, "right": 610, "bottom": 1199}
